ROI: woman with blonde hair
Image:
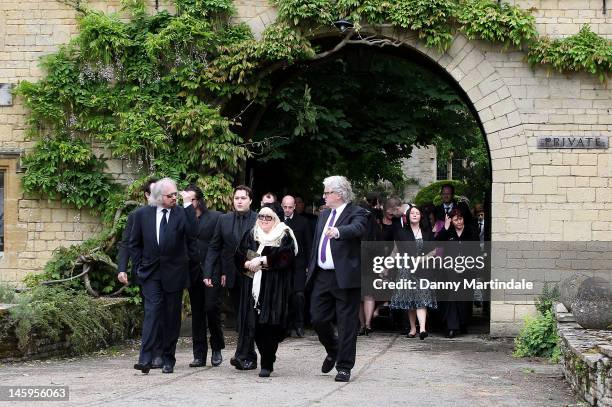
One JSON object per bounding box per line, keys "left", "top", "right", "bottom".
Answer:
{"left": 235, "top": 206, "right": 298, "bottom": 377}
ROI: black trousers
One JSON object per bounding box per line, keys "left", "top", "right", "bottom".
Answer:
{"left": 254, "top": 323, "right": 284, "bottom": 370}
{"left": 310, "top": 269, "right": 360, "bottom": 372}
{"left": 140, "top": 277, "right": 183, "bottom": 367}
{"left": 288, "top": 291, "right": 305, "bottom": 329}
{"left": 188, "top": 281, "right": 225, "bottom": 360}
{"left": 234, "top": 273, "right": 257, "bottom": 362}
{"left": 439, "top": 300, "right": 471, "bottom": 330}
{"left": 138, "top": 285, "right": 163, "bottom": 360}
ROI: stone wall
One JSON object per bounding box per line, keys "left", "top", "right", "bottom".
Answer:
{"left": 556, "top": 302, "right": 612, "bottom": 406}
{"left": 0, "top": 0, "right": 611, "bottom": 335}
{"left": 401, "top": 146, "right": 437, "bottom": 202}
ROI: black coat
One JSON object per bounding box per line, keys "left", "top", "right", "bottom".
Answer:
{"left": 203, "top": 210, "right": 257, "bottom": 288}
{"left": 188, "top": 208, "right": 222, "bottom": 285}
{"left": 284, "top": 214, "right": 312, "bottom": 292}
{"left": 117, "top": 210, "right": 138, "bottom": 283}
{"left": 129, "top": 205, "right": 197, "bottom": 292}
{"left": 434, "top": 200, "right": 472, "bottom": 224}
{"left": 306, "top": 203, "right": 368, "bottom": 290}
{"left": 235, "top": 230, "right": 296, "bottom": 325}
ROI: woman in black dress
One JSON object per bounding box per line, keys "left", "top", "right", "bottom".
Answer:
{"left": 235, "top": 206, "right": 298, "bottom": 377}
{"left": 436, "top": 207, "right": 478, "bottom": 338}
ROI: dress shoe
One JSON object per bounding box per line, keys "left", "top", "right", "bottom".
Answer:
{"left": 407, "top": 332, "right": 416, "bottom": 338}
{"left": 133, "top": 363, "right": 151, "bottom": 374}
{"left": 295, "top": 327, "right": 305, "bottom": 338}
{"left": 230, "top": 357, "right": 239, "bottom": 368}
{"left": 211, "top": 350, "right": 222, "bottom": 367}
{"left": 151, "top": 356, "right": 163, "bottom": 369}
{"left": 258, "top": 368, "right": 272, "bottom": 377}
{"left": 189, "top": 358, "right": 205, "bottom": 367}
{"left": 365, "top": 327, "right": 373, "bottom": 336}
{"left": 358, "top": 327, "right": 366, "bottom": 336}
{"left": 446, "top": 329, "right": 456, "bottom": 339}
{"left": 241, "top": 360, "right": 257, "bottom": 370}
{"left": 162, "top": 365, "right": 174, "bottom": 373}
{"left": 419, "top": 331, "right": 429, "bottom": 340}
{"left": 334, "top": 370, "right": 351, "bottom": 382}
{"left": 321, "top": 355, "right": 335, "bottom": 374}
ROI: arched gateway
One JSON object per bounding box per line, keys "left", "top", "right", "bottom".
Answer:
{"left": 0, "top": 0, "right": 610, "bottom": 336}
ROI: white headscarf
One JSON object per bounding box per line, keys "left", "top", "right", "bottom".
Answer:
{"left": 251, "top": 207, "right": 299, "bottom": 311}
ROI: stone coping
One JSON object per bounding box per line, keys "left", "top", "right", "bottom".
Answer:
{"left": 555, "top": 302, "right": 612, "bottom": 406}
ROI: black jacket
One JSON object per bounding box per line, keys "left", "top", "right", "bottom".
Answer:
{"left": 306, "top": 203, "right": 368, "bottom": 290}
{"left": 284, "top": 214, "right": 313, "bottom": 292}
{"left": 117, "top": 210, "right": 138, "bottom": 283}
{"left": 129, "top": 205, "right": 197, "bottom": 292}
{"left": 203, "top": 210, "right": 257, "bottom": 288}
{"left": 188, "top": 208, "right": 222, "bottom": 285}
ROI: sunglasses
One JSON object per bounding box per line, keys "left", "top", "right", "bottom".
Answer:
{"left": 164, "top": 192, "right": 178, "bottom": 198}
{"left": 257, "top": 215, "right": 273, "bottom": 221}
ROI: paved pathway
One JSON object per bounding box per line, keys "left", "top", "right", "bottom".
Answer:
{"left": 0, "top": 332, "right": 580, "bottom": 406}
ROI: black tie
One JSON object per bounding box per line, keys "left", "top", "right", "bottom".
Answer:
{"left": 160, "top": 209, "right": 168, "bottom": 245}
{"left": 237, "top": 213, "right": 244, "bottom": 240}
{"left": 479, "top": 221, "right": 483, "bottom": 233}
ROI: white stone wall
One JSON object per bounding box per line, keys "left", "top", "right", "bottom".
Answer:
{"left": 400, "top": 146, "right": 437, "bottom": 202}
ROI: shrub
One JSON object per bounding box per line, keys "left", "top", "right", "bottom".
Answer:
{"left": 413, "top": 179, "right": 475, "bottom": 207}
{"left": 513, "top": 310, "right": 559, "bottom": 359}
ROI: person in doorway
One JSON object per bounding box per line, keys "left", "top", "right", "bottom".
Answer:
{"left": 235, "top": 206, "right": 297, "bottom": 377}
{"left": 204, "top": 185, "right": 258, "bottom": 370}
{"left": 434, "top": 184, "right": 472, "bottom": 225}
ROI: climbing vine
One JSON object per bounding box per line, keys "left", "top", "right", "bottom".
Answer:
{"left": 13, "top": 0, "right": 612, "bottom": 298}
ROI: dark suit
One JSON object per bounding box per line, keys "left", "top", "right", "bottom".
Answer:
{"left": 203, "top": 210, "right": 257, "bottom": 362}
{"left": 434, "top": 200, "right": 472, "bottom": 223}
{"left": 306, "top": 203, "right": 367, "bottom": 372}
{"left": 188, "top": 208, "right": 224, "bottom": 361}
{"left": 130, "top": 204, "right": 196, "bottom": 367}
{"left": 284, "top": 213, "right": 312, "bottom": 331}
{"left": 117, "top": 209, "right": 162, "bottom": 359}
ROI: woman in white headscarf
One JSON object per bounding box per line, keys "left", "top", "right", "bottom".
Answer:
{"left": 235, "top": 206, "right": 298, "bottom": 378}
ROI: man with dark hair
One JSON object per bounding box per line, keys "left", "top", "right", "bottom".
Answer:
{"left": 117, "top": 177, "right": 164, "bottom": 368}
{"left": 203, "top": 185, "right": 258, "bottom": 370}
{"left": 183, "top": 184, "right": 224, "bottom": 368}
{"left": 434, "top": 183, "right": 472, "bottom": 225}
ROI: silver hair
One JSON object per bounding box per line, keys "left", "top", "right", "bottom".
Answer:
{"left": 323, "top": 175, "right": 354, "bottom": 203}
{"left": 148, "top": 177, "right": 177, "bottom": 206}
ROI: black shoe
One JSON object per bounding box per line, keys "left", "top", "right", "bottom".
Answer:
{"left": 407, "top": 332, "right": 416, "bottom": 338}
{"left": 133, "top": 363, "right": 151, "bottom": 374}
{"left": 446, "top": 330, "right": 456, "bottom": 339}
{"left": 151, "top": 356, "right": 163, "bottom": 369}
{"left": 211, "top": 350, "right": 222, "bottom": 367}
{"left": 295, "top": 327, "right": 304, "bottom": 337}
{"left": 230, "top": 357, "right": 239, "bottom": 369}
{"left": 419, "top": 331, "right": 428, "bottom": 340}
{"left": 334, "top": 370, "right": 351, "bottom": 382}
{"left": 258, "top": 368, "right": 272, "bottom": 377}
{"left": 358, "top": 327, "right": 366, "bottom": 336}
{"left": 189, "top": 358, "right": 205, "bottom": 367}
{"left": 242, "top": 360, "right": 257, "bottom": 370}
{"left": 321, "top": 355, "right": 335, "bottom": 374}
{"left": 162, "top": 365, "right": 174, "bottom": 373}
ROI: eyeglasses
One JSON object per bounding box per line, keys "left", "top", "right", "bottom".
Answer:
{"left": 164, "top": 192, "right": 178, "bottom": 198}
{"left": 323, "top": 191, "right": 336, "bottom": 196}
{"left": 257, "top": 215, "right": 273, "bottom": 221}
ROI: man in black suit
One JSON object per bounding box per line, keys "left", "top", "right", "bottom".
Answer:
{"left": 306, "top": 176, "right": 368, "bottom": 383}
{"left": 117, "top": 177, "right": 164, "bottom": 368}
{"left": 281, "top": 195, "right": 312, "bottom": 337}
{"left": 184, "top": 184, "right": 224, "bottom": 368}
{"left": 129, "top": 178, "right": 196, "bottom": 374}
{"left": 435, "top": 183, "right": 472, "bottom": 224}
{"left": 203, "top": 185, "right": 258, "bottom": 370}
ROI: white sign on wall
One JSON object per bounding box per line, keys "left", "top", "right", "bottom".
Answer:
{"left": 537, "top": 136, "right": 608, "bottom": 149}
{"left": 0, "top": 84, "right": 12, "bottom": 106}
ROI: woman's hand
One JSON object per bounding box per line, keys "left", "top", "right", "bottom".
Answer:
{"left": 444, "top": 214, "right": 451, "bottom": 230}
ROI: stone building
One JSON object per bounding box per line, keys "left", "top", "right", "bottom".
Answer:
{"left": 0, "top": 0, "right": 610, "bottom": 336}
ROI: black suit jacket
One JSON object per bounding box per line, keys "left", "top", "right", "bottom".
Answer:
{"left": 306, "top": 203, "right": 368, "bottom": 290}
{"left": 117, "top": 210, "right": 138, "bottom": 283}
{"left": 203, "top": 210, "right": 257, "bottom": 288}
{"left": 129, "top": 205, "right": 197, "bottom": 292}
{"left": 434, "top": 200, "right": 472, "bottom": 223}
{"left": 284, "top": 214, "right": 313, "bottom": 292}
{"left": 188, "top": 208, "right": 222, "bottom": 285}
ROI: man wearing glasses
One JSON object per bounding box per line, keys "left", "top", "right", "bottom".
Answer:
{"left": 129, "top": 177, "right": 197, "bottom": 374}
{"left": 307, "top": 176, "right": 368, "bottom": 382}
{"left": 203, "top": 185, "right": 258, "bottom": 370}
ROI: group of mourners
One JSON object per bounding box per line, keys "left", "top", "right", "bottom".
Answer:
{"left": 117, "top": 176, "right": 486, "bottom": 382}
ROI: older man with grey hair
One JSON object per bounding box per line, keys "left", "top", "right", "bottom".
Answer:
{"left": 306, "top": 175, "right": 368, "bottom": 382}
{"left": 130, "top": 177, "right": 196, "bottom": 374}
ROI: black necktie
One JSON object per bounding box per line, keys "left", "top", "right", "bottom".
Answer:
{"left": 237, "top": 213, "right": 244, "bottom": 240}
{"left": 160, "top": 209, "right": 168, "bottom": 245}
{"left": 479, "top": 221, "right": 483, "bottom": 233}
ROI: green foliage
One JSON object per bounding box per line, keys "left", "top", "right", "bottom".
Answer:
{"left": 413, "top": 180, "right": 473, "bottom": 207}
{"left": 271, "top": 0, "right": 333, "bottom": 27}
{"left": 513, "top": 310, "right": 559, "bottom": 359}
{"left": 535, "top": 282, "right": 560, "bottom": 315}
{"left": 0, "top": 283, "right": 17, "bottom": 303}
{"left": 6, "top": 285, "right": 120, "bottom": 354}
{"left": 457, "top": 0, "right": 538, "bottom": 48}
{"left": 528, "top": 25, "right": 612, "bottom": 83}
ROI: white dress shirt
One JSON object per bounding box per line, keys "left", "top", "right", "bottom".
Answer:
{"left": 317, "top": 202, "right": 347, "bottom": 270}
